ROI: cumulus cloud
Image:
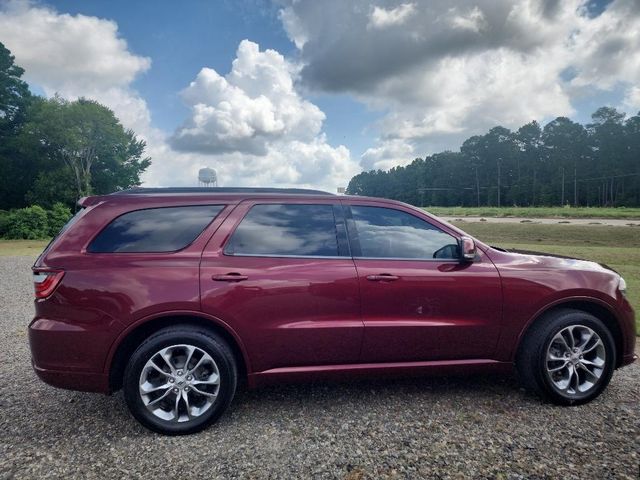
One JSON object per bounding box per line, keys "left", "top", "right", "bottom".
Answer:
{"left": 361, "top": 139, "right": 415, "bottom": 170}
{"left": 0, "top": 0, "right": 153, "bottom": 134}
{"left": 168, "top": 39, "right": 358, "bottom": 188}
{"left": 446, "top": 6, "right": 487, "bottom": 32}
{"left": 0, "top": 1, "right": 357, "bottom": 190}
{"left": 0, "top": 2, "right": 150, "bottom": 93}
{"left": 278, "top": 0, "right": 640, "bottom": 169}
{"left": 368, "top": 3, "right": 416, "bottom": 29}
{"left": 171, "top": 40, "right": 325, "bottom": 155}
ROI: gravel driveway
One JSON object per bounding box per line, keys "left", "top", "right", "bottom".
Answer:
{"left": 0, "top": 255, "right": 638, "bottom": 479}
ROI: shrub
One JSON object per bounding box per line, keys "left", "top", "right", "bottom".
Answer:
{"left": 47, "top": 202, "right": 73, "bottom": 237}
{"left": 4, "top": 206, "right": 50, "bottom": 239}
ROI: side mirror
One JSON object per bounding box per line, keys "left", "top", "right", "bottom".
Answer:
{"left": 459, "top": 236, "right": 476, "bottom": 262}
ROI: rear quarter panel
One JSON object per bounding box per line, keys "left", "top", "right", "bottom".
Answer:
{"left": 33, "top": 200, "right": 235, "bottom": 373}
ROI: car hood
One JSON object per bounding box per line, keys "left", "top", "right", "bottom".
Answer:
{"left": 492, "top": 246, "right": 620, "bottom": 276}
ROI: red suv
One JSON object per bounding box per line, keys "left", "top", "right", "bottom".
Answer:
{"left": 30, "top": 188, "right": 636, "bottom": 434}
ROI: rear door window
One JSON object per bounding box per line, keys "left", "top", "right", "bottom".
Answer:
{"left": 225, "top": 204, "right": 340, "bottom": 257}
{"left": 88, "top": 205, "right": 224, "bottom": 253}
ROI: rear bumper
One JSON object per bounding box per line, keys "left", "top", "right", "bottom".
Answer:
{"left": 29, "top": 315, "right": 117, "bottom": 394}
{"left": 32, "top": 360, "right": 109, "bottom": 393}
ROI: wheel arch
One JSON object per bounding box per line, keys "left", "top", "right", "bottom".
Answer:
{"left": 106, "top": 312, "right": 250, "bottom": 393}
{"left": 515, "top": 298, "right": 624, "bottom": 368}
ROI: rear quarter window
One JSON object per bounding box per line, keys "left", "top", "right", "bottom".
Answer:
{"left": 88, "top": 205, "right": 224, "bottom": 253}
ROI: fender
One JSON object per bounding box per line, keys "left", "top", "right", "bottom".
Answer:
{"left": 509, "top": 294, "right": 621, "bottom": 361}
{"left": 103, "top": 309, "right": 252, "bottom": 376}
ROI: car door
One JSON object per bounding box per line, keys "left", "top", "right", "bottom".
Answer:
{"left": 344, "top": 202, "right": 502, "bottom": 363}
{"left": 200, "top": 200, "right": 363, "bottom": 373}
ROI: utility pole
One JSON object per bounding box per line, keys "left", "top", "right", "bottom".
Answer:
{"left": 497, "top": 158, "right": 501, "bottom": 208}
{"left": 561, "top": 167, "right": 565, "bottom": 206}
{"left": 532, "top": 169, "right": 536, "bottom": 206}
{"left": 475, "top": 166, "right": 480, "bottom": 207}
{"left": 573, "top": 166, "right": 577, "bottom": 206}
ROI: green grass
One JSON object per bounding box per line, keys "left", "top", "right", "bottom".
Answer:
{"left": 426, "top": 206, "right": 640, "bottom": 219}
{"left": 0, "top": 239, "right": 50, "bottom": 256}
{"left": 455, "top": 222, "right": 640, "bottom": 333}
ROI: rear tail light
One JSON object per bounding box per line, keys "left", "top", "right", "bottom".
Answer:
{"left": 32, "top": 269, "right": 65, "bottom": 299}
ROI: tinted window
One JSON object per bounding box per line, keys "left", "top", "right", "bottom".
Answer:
{"left": 225, "top": 204, "right": 339, "bottom": 256}
{"left": 349, "top": 206, "right": 458, "bottom": 259}
{"left": 88, "top": 205, "right": 223, "bottom": 253}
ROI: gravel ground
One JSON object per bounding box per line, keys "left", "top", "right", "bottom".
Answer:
{"left": 0, "top": 255, "right": 638, "bottom": 479}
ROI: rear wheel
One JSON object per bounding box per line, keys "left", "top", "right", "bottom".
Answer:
{"left": 516, "top": 309, "right": 616, "bottom": 405}
{"left": 123, "top": 326, "right": 237, "bottom": 435}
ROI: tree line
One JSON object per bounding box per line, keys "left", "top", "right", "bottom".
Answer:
{"left": 347, "top": 108, "right": 640, "bottom": 207}
{"left": 0, "top": 42, "right": 151, "bottom": 213}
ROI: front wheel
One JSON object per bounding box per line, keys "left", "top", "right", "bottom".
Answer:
{"left": 516, "top": 309, "right": 616, "bottom": 405}
{"left": 123, "top": 326, "right": 237, "bottom": 435}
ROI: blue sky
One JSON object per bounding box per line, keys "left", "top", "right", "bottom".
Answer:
{"left": 1, "top": 0, "right": 638, "bottom": 189}
{"left": 46, "top": 0, "right": 379, "bottom": 158}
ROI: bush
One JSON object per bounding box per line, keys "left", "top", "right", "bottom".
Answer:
{"left": 4, "top": 206, "right": 50, "bottom": 239}
{"left": 47, "top": 202, "right": 72, "bottom": 237}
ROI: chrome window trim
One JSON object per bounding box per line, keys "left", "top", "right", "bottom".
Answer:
{"left": 222, "top": 253, "right": 460, "bottom": 261}
{"left": 223, "top": 253, "right": 348, "bottom": 260}
{"left": 353, "top": 256, "right": 460, "bottom": 262}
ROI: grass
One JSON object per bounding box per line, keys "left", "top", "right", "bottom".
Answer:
{"left": 455, "top": 222, "right": 640, "bottom": 333}
{"left": 426, "top": 206, "right": 640, "bottom": 219}
{"left": 0, "top": 239, "right": 50, "bottom": 257}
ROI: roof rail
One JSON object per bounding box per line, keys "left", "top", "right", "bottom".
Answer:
{"left": 111, "top": 187, "right": 334, "bottom": 196}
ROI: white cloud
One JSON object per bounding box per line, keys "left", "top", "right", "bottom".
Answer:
{"left": 0, "top": 1, "right": 357, "bottom": 191}
{"left": 279, "top": 0, "right": 640, "bottom": 169}
{"left": 0, "top": 0, "right": 153, "bottom": 136}
{"left": 0, "top": 0, "right": 150, "bottom": 97}
{"left": 279, "top": 7, "right": 309, "bottom": 49}
{"left": 361, "top": 139, "right": 415, "bottom": 170}
{"left": 168, "top": 39, "right": 358, "bottom": 189}
{"left": 171, "top": 40, "right": 325, "bottom": 155}
{"left": 569, "top": 0, "right": 640, "bottom": 92}
{"left": 623, "top": 86, "right": 640, "bottom": 111}
{"left": 368, "top": 3, "right": 416, "bottom": 29}
{"left": 447, "top": 6, "right": 487, "bottom": 32}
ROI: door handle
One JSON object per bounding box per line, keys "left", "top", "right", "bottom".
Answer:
{"left": 366, "top": 274, "right": 399, "bottom": 282}
{"left": 212, "top": 273, "right": 248, "bottom": 282}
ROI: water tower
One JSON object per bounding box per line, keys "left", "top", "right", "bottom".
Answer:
{"left": 198, "top": 167, "right": 218, "bottom": 187}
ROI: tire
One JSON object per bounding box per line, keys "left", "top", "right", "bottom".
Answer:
{"left": 516, "top": 308, "right": 616, "bottom": 406}
{"left": 123, "top": 325, "right": 237, "bottom": 435}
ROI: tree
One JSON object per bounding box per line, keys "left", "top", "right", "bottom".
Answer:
{"left": 0, "top": 42, "right": 33, "bottom": 210}
{"left": 514, "top": 121, "right": 542, "bottom": 206}
{"left": 21, "top": 96, "right": 151, "bottom": 203}
{"left": 0, "top": 43, "right": 151, "bottom": 210}
{"left": 346, "top": 107, "right": 640, "bottom": 208}
{"left": 587, "top": 107, "right": 627, "bottom": 206}
{"left": 0, "top": 41, "right": 31, "bottom": 136}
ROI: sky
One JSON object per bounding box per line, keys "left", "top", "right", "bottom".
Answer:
{"left": 0, "top": 0, "right": 639, "bottom": 191}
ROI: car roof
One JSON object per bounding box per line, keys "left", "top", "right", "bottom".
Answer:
{"left": 76, "top": 187, "right": 413, "bottom": 209}
{"left": 78, "top": 187, "right": 398, "bottom": 206}
{"left": 110, "top": 187, "right": 335, "bottom": 196}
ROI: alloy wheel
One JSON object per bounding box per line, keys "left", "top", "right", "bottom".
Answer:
{"left": 139, "top": 344, "right": 221, "bottom": 423}
{"left": 545, "top": 325, "right": 606, "bottom": 396}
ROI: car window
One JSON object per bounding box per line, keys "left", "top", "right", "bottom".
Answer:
{"left": 349, "top": 206, "right": 459, "bottom": 259}
{"left": 88, "top": 205, "right": 224, "bottom": 253}
{"left": 225, "top": 204, "right": 339, "bottom": 257}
